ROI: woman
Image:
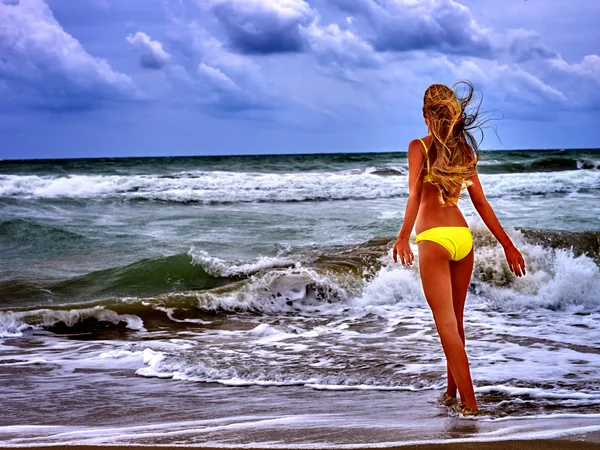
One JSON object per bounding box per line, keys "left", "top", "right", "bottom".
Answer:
{"left": 393, "top": 82, "right": 526, "bottom": 416}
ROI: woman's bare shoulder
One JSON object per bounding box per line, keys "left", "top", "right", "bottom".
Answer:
{"left": 408, "top": 137, "right": 428, "bottom": 153}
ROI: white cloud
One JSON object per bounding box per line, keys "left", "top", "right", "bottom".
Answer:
{"left": 198, "top": 63, "right": 239, "bottom": 91}
{"left": 427, "top": 56, "right": 567, "bottom": 107}
{"left": 0, "top": 0, "right": 138, "bottom": 111}
{"left": 126, "top": 31, "right": 171, "bottom": 69}
{"left": 551, "top": 55, "right": 600, "bottom": 82}
{"left": 545, "top": 54, "right": 600, "bottom": 107}
{"left": 304, "top": 22, "right": 382, "bottom": 70}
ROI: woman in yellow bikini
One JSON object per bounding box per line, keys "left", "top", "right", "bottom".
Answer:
{"left": 393, "top": 82, "right": 526, "bottom": 416}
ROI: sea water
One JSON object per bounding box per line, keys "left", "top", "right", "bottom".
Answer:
{"left": 1, "top": 149, "right": 599, "bottom": 447}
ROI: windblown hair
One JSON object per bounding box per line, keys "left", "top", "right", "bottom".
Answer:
{"left": 422, "top": 81, "right": 482, "bottom": 205}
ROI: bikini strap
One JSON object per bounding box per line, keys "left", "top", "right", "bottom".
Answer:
{"left": 418, "top": 138, "right": 430, "bottom": 175}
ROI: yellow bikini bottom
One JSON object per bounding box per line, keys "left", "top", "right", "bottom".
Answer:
{"left": 415, "top": 227, "right": 473, "bottom": 261}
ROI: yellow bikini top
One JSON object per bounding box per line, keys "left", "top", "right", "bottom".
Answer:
{"left": 418, "top": 138, "right": 432, "bottom": 183}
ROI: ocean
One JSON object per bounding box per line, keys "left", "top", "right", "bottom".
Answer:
{"left": 1, "top": 149, "right": 599, "bottom": 447}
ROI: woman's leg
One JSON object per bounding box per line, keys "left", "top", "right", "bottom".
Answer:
{"left": 445, "top": 249, "right": 475, "bottom": 399}
{"left": 418, "top": 241, "right": 477, "bottom": 410}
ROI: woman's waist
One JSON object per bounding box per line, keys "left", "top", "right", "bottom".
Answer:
{"left": 415, "top": 208, "right": 468, "bottom": 235}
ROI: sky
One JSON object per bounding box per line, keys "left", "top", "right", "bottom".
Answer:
{"left": 0, "top": 0, "right": 599, "bottom": 159}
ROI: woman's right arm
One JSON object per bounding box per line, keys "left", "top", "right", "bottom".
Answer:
{"left": 467, "top": 171, "right": 527, "bottom": 277}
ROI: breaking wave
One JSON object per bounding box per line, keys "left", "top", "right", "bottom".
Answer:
{"left": 1, "top": 227, "right": 598, "bottom": 338}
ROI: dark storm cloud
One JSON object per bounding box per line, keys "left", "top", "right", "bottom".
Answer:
{"left": 328, "top": 0, "right": 493, "bottom": 57}
{"left": 209, "top": 0, "right": 315, "bottom": 54}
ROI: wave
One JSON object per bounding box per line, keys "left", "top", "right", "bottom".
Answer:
{"left": 519, "top": 229, "right": 600, "bottom": 263}
{"left": 0, "top": 218, "right": 90, "bottom": 247}
{"left": 1, "top": 168, "right": 599, "bottom": 204}
{"left": 0, "top": 172, "right": 407, "bottom": 203}
{"left": 136, "top": 345, "right": 439, "bottom": 389}
{"left": 478, "top": 157, "right": 600, "bottom": 174}
{"left": 1, "top": 228, "right": 599, "bottom": 338}
{"left": 366, "top": 167, "right": 406, "bottom": 176}
{"left": 0, "top": 306, "right": 144, "bottom": 337}
{"left": 0, "top": 253, "right": 240, "bottom": 306}
{"left": 470, "top": 229, "right": 600, "bottom": 311}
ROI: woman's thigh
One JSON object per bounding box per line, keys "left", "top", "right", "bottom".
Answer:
{"left": 418, "top": 240, "right": 455, "bottom": 327}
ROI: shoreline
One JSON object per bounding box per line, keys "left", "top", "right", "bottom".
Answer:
{"left": 2, "top": 432, "right": 600, "bottom": 450}
{"left": 1, "top": 438, "right": 600, "bottom": 450}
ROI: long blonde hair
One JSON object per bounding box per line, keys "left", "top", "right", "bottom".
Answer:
{"left": 422, "top": 81, "right": 481, "bottom": 205}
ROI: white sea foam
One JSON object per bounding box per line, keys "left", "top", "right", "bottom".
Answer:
{"left": 2, "top": 416, "right": 600, "bottom": 447}
{"left": 470, "top": 228, "right": 600, "bottom": 311}
{"left": 0, "top": 307, "right": 145, "bottom": 338}
{"left": 178, "top": 265, "right": 356, "bottom": 314}
{"left": 577, "top": 158, "right": 600, "bottom": 170}
{"left": 0, "top": 171, "right": 408, "bottom": 203}
{"left": 153, "top": 306, "right": 212, "bottom": 324}
{"left": 189, "top": 248, "right": 296, "bottom": 277}
{"left": 1, "top": 169, "right": 598, "bottom": 203}
{"left": 476, "top": 385, "right": 600, "bottom": 400}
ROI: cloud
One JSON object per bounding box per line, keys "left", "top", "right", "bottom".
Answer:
{"left": 551, "top": 55, "right": 600, "bottom": 81}
{"left": 328, "top": 0, "right": 493, "bottom": 57}
{"left": 208, "top": 0, "right": 315, "bottom": 54}
{"left": 507, "top": 29, "right": 559, "bottom": 63}
{"left": 431, "top": 57, "right": 568, "bottom": 110}
{"left": 304, "top": 22, "right": 382, "bottom": 70}
{"left": 198, "top": 63, "right": 237, "bottom": 88}
{"left": 161, "top": 19, "right": 276, "bottom": 112}
{"left": 126, "top": 31, "right": 171, "bottom": 69}
{"left": 0, "top": 0, "right": 138, "bottom": 111}
{"left": 548, "top": 54, "right": 600, "bottom": 108}
{"left": 195, "top": 62, "right": 270, "bottom": 111}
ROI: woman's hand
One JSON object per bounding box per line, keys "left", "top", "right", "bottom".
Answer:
{"left": 393, "top": 237, "right": 414, "bottom": 266}
{"left": 504, "top": 244, "right": 526, "bottom": 277}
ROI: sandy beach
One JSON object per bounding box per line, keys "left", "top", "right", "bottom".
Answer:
{"left": 2, "top": 434, "right": 600, "bottom": 450}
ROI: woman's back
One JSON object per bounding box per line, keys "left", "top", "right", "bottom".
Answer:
{"left": 413, "top": 136, "right": 469, "bottom": 234}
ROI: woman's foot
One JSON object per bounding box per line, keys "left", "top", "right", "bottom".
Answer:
{"left": 453, "top": 402, "right": 480, "bottom": 417}
{"left": 439, "top": 392, "right": 459, "bottom": 407}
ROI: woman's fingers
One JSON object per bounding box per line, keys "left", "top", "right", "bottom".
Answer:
{"left": 510, "top": 256, "right": 526, "bottom": 277}
{"left": 505, "top": 247, "right": 526, "bottom": 277}
{"left": 514, "top": 261, "right": 522, "bottom": 277}
{"left": 392, "top": 241, "right": 414, "bottom": 266}
{"left": 396, "top": 251, "right": 410, "bottom": 266}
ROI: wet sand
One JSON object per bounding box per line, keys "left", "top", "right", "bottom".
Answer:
{"left": 1, "top": 438, "right": 600, "bottom": 449}
{"left": 2, "top": 431, "right": 600, "bottom": 450}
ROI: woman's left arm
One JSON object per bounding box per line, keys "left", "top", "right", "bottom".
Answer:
{"left": 467, "top": 171, "right": 526, "bottom": 277}
{"left": 393, "top": 139, "right": 425, "bottom": 265}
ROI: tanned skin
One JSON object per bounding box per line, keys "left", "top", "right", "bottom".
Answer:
{"left": 392, "top": 134, "right": 526, "bottom": 411}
